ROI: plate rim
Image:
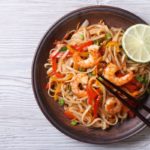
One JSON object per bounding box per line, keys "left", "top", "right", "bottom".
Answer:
{"left": 32, "top": 5, "right": 148, "bottom": 144}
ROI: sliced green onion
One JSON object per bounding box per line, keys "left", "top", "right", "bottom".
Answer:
{"left": 71, "top": 120, "right": 78, "bottom": 126}
{"left": 59, "top": 46, "right": 67, "bottom": 52}
{"left": 94, "top": 39, "right": 101, "bottom": 46}
{"left": 58, "top": 98, "right": 65, "bottom": 106}
{"left": 136, "top": 75, "right": 148, "bottom": 84}
{"left": 88, "top": 72, "right": 94, "bottom": 77}
{"left": 105, "top": 33, "right": 112, "bottom": 40}
{"left": 80, "top": 34, "right": 84, "bottom": 40}
{"left": 98, "top": 77, "right": 103, "bottom": 82}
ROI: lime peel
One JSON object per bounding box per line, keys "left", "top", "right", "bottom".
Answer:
{"left": 122, "top": 24, "right": 150, "bottom": 63}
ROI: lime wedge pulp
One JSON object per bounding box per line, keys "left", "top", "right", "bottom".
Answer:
{"left": 122, "top": 24, "right": 150, "bottom": 63}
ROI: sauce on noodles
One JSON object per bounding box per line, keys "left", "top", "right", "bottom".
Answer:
{"left": 44, "top": 20, "right": 150, "bottom": 129}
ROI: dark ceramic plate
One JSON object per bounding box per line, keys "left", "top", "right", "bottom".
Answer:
{"left": 32, "top": 6, "right": 150, "bottom": 144}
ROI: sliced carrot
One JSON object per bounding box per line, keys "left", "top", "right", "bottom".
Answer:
{"left": 64, "top": 111, "right": 76, "bottom": 119}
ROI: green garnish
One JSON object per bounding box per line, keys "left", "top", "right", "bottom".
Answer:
{"left": 59, "top": 46, "right": 67, "bottom": 52}
{"left": 88, "top": 72, "right": 94, "bottom": 77}
{"left": 136, "top": 75, "right": 148, "bottom": 84}
{"left": 98, "top": 77, "right": 103, "bottom": 82}
{"left": 80, "top": 34, "right": 84, "bottom": 40}
{"left": 71, "top": 120, "right": 78, "bottom": 126}
{"left": 105, "top": 33, "right": 112, "bottom": 40}
{"left": 94, "top": 39, "right": 101, "bottom": 46}
{"left": 58, "top": 98, "right": 65, "bottom": 106}
{"left": 79, "top": 68, "right": 84, "bottom": 72}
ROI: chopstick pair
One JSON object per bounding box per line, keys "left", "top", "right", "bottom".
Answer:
{"left": 97, "top": 75, "right": 150, "bottom": 127}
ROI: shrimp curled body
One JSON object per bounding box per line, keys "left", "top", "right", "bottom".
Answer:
{"left": 103, "top": 63, "right": 134, "bottom": 86}
{"left": 73, "top": 45, "right": 100, "bottom": 68}
{"left": 105, "top": 97, "right": 122, "bottom": 115}
{"left": 70, "top": 74, "right": 88, "bottom": 98}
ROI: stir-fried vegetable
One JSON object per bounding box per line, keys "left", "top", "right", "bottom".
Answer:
{"left": 54, "top": 84, "right": 61, "bottom": 100}
{"left": 136, "top": 75, "right": 148, "bottom": 84}
{"left": 64, "top": 110, "right": 76, "bottom": 119}
{"left": 59, "top": 46, "right": 67, "bottom": 52}
{"left": 106, "top": 41, "right": 120, "bottom": 52}
{"left": 73, "top": 41, "right": 93, "bottom": 52}
{"left": 58, "top": 98, "right": 65, "bottom": 106}
{"left": 93, "top": 96, "right": 101, "bottom": 118}
{"left": 87, "top": 85, "right": 98, "bottom": 105}
{"left": 105, "top": 33, "right": 112, "bottom": 40}
{"left": 50, "top": 52, "right": 65, "bottom": 78}
{"left": 80, "top": 34, "right": 84, "bottom": 40}
{"left": 124, "top": 78, "right": 142, "bottom": 92}
{"left": 88, "top": 72, "right": 94, "bottom": 77}
{"left": 70, "top": 120, "right": 78, "bottom": 126}
{"left": 94, "top": 39, "right": 101, "bottom": 46}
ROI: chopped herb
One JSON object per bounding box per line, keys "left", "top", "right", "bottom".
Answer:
{"left": 59, "top": 46, "right": 67, "bottom": 52}
{"left": 58, "top": 98, "right": 65, "bottom": 106}
{"left": 98, "top": 77, "right": 103, "bottom": 82}
{"left": 80, "top": 34, "right": 84, "bottom": 40}
{"left": 88, "top": 72, "right": 94, "bottom": 77}
{"left": 79, "top": 68, "right": 84, "bottom": 72}
{"left": 105, "top": 33, "right": 112, "bottom": 40}
{"left": 71, "top": 120, "right": 78, "bottom": 126}
{"left": 136, "top": 75, "right": 148, "bottom": 84}
{"left": 94, "top": 39, "right": 101, "bottom": 46}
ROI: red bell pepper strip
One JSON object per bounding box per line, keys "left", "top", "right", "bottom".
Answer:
{"left": 87, "top": 85, "right": 98, "bottom": 105}
{"left": 50, "top": 50, "right": 60, "bottom": 58}
{"left": 116, "top": 72, "right": 142, "bottom": 93}
{"left": 54, "top": 51, "right": 72, "bottom": 58}
{"left": 64, "top": 110, "right": 76, "bottom": 119}
{"left": 124, "top": 78, "right": 142, "bottom": 92}
{"left": 50, "top": 52, "right": 65, "bottom": 78}
{"left": 73, "top": 41, "right": 93, "bottom": 52}
{"left": 93, "top": 96, "right": 101, "bottom": 118}
{"left": 51, "top": 57, "right": 57, "bottom": 72}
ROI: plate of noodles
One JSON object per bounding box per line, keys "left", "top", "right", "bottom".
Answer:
{"left": 32, "top": 6, "right": 150, "bottom": 143}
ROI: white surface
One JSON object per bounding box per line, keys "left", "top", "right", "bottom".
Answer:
{"left": 0, "top": 0, "right": 150, "bottom": 150}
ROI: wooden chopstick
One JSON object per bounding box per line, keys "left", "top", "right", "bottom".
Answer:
{"left": 97, "top": 76, "right": 150, "bottom": 127}
{"left": 99, "top": 75, "right": 150, "bottom": 113}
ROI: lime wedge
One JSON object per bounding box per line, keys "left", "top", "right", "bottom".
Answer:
{"left": 122, "top": 24, "right": 150, "bottom": 63}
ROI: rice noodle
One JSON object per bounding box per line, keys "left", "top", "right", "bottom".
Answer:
{"left": 44, "top": 19, "right": 150, "bottom": 130}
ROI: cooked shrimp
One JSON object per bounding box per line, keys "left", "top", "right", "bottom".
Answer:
{"left": 73, "top": 45, "right": 100, "bottom": 68}
{"left": 105, "top": 97, "right": 122, "bottom": 115}
{"left": 103, "top": 63, "right": 134, "bottom": 86}
{"left": 70, "top": 74, "right": 88, "bottom": 98}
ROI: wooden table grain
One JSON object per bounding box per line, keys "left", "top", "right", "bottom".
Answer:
{"left": 0, "top": 0, "right": 150, "bottom": 149}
